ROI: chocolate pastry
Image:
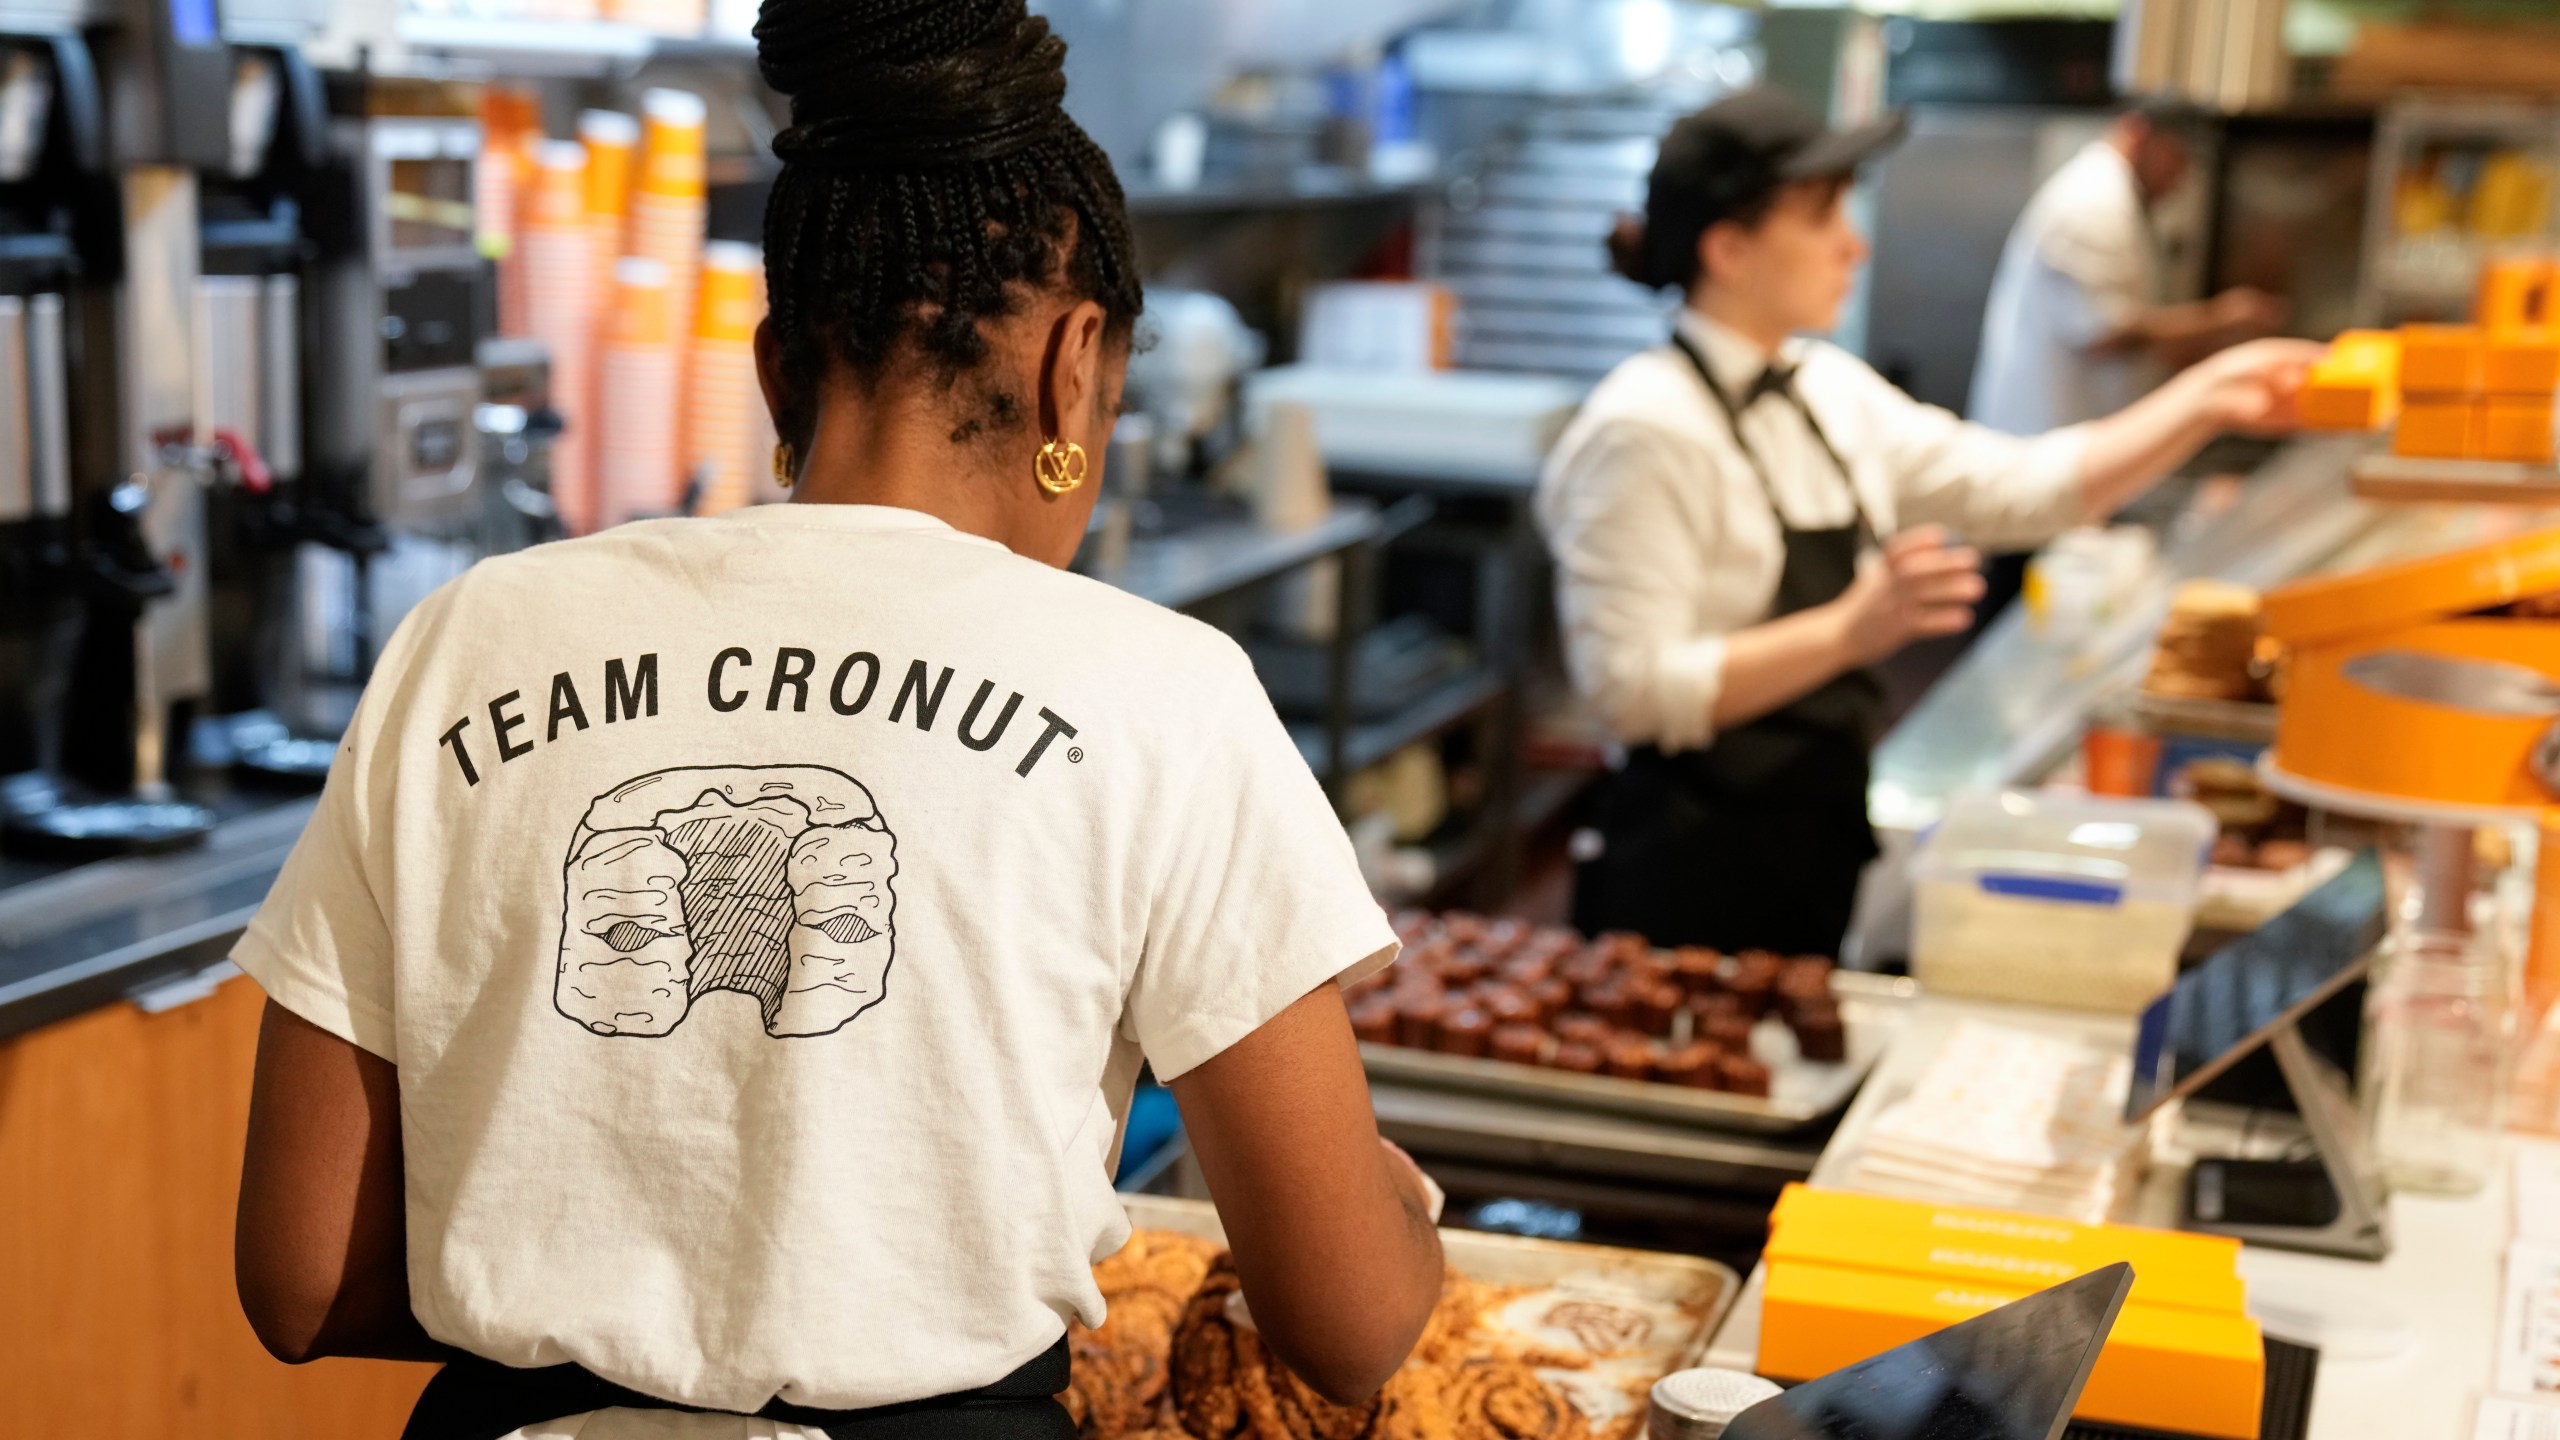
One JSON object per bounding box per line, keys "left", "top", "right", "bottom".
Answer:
{"left": 1434, "top": 953, "right": 1492, "bottom": 988}
{"left": 1625, "top": 951, "right": 1674, "bottom": 989}
{"left": 1528, "top": 977, "right": 1574, "bottom": 1021}
{"left": 1789, "top": 1000, "right": 1846, "bottom": 1063}
{"left": 1498, "top": 954, "right": 1555, "bottom": 986}
{"left": 1726, "top": 952, "right": 1781, "bottom": 1019}
{"left": 1549, "top": 1041, "right": 1604, "bottom": 1074}
{"left": 1390, "top": 909, "right": 1435, "bottom": 941}
{"left": 1485, "top": 987, "right": 1541, "bottom": 1028}
{"left": 1481, "top": 918, "right": 1528, "bottom": 959}
{"left": 1671, "top": 947, "right": 1726, "bottom": 993}
{"left": 1576, "top": 980, "right": 1633, "bottom": 1027}
{"left": 1702, "top": 1011, "right": 1755, "bottom": 1054}
{"left": 1602, "top": 1035, "right": 1659, "bottom": 1080}
{"left": 1490, "top": 1023, "right": 1547, "bottom": 1066}
{"left": 1397, "top": 994, "right": 1450, "bottom": 1050}
{"left": 1630, "top": 981, "right": 1683, "bottom": 1036}
{"left": 1349, "top": 996, "right": 1398, "bottom": 1045}
{"left": 1442, "top": 913, "right": 1489, "bottom": 947}
{"left": 1439, "top": 1007, "right": 1494, "bottom": 1058}
{"left": 1655, "top": 1041, "right": 1721, "bottom": 1089}
{"left": 1559, "top": 948, "right": 1612, "bottom": 988}
{"left": 1172, "top": 1260, "right": 1378, "bottom": 1440}
{"left": 1596, "top": 931, "right": 1651, "bottom": 965}
{"left": 1552, "top": 1013, "right": 1612, "bottom": 1048}
{"left": 1528, "top": 926, "right": 1582, "bottom": 960}
{"left": 1717, "top": 1052, "right": 1773, "bottom": 1098}
{"left": 1777, "top": 955, "right": 1833, "bottom": 993}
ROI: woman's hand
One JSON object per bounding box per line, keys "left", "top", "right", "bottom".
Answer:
{"left": 2190, "top": 337, "right": 2326, "bottom": 435}
{"left": 1830, "top": 525, "right": 1984, "bottom": 666}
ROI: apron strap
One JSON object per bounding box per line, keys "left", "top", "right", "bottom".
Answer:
{"left": 402, "top": 1336, "right": 1074, "bottom": 1440}
{"left": 1669, "top": 330, "right": 1877, "bottom": 548}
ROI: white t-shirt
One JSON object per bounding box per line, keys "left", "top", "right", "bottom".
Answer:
{"left": 233, "top": 502, "right": 1395, "bottom": 1429}
{"left": 1969, "top": 140, "right": 2161, "bottom": 435}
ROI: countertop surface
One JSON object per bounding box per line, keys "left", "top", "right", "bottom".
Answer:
{"left": 1703, "top": 991, "right": 2520, "bottom": 1440}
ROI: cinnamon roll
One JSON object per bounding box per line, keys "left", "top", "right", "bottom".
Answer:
{"left": 1170, "top": 1260, "right": 1379, "bottom": 1440}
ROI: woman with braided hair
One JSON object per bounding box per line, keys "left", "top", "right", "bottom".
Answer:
{"left": 229, "top": 2, "right": 1444, "bottom": 1435}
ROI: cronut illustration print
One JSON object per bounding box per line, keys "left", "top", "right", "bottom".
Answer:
{"left": 555, "top": 765, "right": 899, "bottom": 1038}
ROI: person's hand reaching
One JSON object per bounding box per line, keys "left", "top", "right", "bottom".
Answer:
{"left": 2208, "top": 285, "right": 2290, "bottom": 338}
{"left": 1831, "top": 525, "right": 1985, "bottom": 667}
{"left": 2193, "top": 337, "right": 2327, "bottom": 435}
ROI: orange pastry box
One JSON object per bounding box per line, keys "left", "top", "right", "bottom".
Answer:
{"left": 2479, "top": 254, "right": 2557, "bottom": 330}
{"left": 2394, "top": 396, "right": 2482, "bottom": 458}
{"left": 2487, "top": 330, "right": 2560, "bottom": 396}
{"left": 2300, "top": 329, "right": 2400, "bottom": 431}
{"left": 1764, "top": 1185, "right": 2249, "bottom": 1315}
{"left": 2399, "top": 323, "right": 2488, "bottom": 395}
{"left": 2485, "top": 396, "right": 2558, "bottom": 465}
{"left": 2265, "top": 527, "right": 2560, "bottom": 811}
{"left": 1758, "top": 1260, "right": 2266, "bottom": 1440}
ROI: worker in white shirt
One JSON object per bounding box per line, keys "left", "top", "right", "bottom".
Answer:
{"left": 1541, "top": 86, "right": 2318, "bottom": 957}
{"left": 1970, "top": 97, "right": 2289, "bottom": 437}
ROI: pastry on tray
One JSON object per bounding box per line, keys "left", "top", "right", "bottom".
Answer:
{"left": 1067, "top": 1230, "right": 1227, "bottom": 1439}
{"left": 1078, "top": 1233, "right": 1663, "bottom": 1440}
{"left": 1170, "top": 1260, "right": 1378, "bottom": 1440}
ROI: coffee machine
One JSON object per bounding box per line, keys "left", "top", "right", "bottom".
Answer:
{"left": 0, "top": 0, "right": 250, "bottom": 853}
{"left": 0, "top": 23, "right": 94, "bottom": 802}
{"left": 187, "top": 17, "right": 350, "bottom": 783}
{"left": 303, "top": 105, "right": 490, "bottom": 657}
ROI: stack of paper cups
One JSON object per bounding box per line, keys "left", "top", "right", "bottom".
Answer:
{"left": 684, "top": 243, "right": 763, "bottom": 516}
{"left": 628, "top": 89, "right": 709, "bottom": 499}
{"left": 596, "top": 257, "right": 679, "bottom": 529}
{"left": 520, "top": 141, "right": 599, "bottom": 534}
{"left": 477, "top": 88, "right": 541, "bottom": 339}
{"left": 578, "top": 109, "right": 641, "bottom": 309}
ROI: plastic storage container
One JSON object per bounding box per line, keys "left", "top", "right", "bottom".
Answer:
{"left": 1911, "top": 790, "right": 2215, "bottom": 1014}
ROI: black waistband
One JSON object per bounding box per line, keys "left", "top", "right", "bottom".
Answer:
{"left": 402, "top": 1336, "right": 1074, "bottom": 1440}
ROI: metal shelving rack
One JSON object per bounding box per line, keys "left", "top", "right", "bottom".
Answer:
{"left": 2354, "top": 94, "right": 2560, "bottom": 327}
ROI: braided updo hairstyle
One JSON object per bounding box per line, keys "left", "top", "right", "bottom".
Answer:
{"left": 753, "top": 0, "right": 1142, "bottom": 454}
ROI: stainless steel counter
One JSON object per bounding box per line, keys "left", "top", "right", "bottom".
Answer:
{"left": 0, "top": 799, "right": 313, "bottom": 1040}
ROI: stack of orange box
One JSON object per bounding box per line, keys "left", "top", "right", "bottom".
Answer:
{"left": 2395, "top": 255, "right": 2559, "bottom": 464}
{"left": 1756, "top": 1185, "right": 2266, "bottom": 1440}
{"left": 2300, "top": 329, "right": 2400, "bottom": 431}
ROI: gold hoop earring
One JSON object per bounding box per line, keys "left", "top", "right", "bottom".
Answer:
{"left": 1034, "top": 438, "right": 1088, "bottom": 496}
{"left": 772, "top": 442, "right": 796, "bottom": 490}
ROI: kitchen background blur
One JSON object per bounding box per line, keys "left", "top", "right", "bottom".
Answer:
{"left": 10, "top": 0, "right": 2560, "bottom": 1433}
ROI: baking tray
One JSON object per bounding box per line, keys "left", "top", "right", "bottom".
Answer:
{"left": 1358, "top": 972, "right": 1917, "bottom": 1135}
{"left": 1120, "top": 1193, "right": 1741, "bottom": 1436}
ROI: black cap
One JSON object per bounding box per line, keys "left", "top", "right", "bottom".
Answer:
{"left": 1620, "top": 86, "right": 1908, "bottom": 290}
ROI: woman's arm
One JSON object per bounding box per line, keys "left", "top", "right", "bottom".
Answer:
{"left": 236, "top": 999, "right": 445, "bottom": 1364}
{"left": 2074, "top": 337, "right": 2325, "bottom": 518}
{"left": 1169, "top": 983, "right": 1443, "bottom": 1403}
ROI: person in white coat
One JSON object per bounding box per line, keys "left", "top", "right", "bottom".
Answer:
{"left": 1971, "top": 98, "right": 2288, "bottom": 437}
{"left": 1540, "top": 86, "right": 2318, "bottom": 957}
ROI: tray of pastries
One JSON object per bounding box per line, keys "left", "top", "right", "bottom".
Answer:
{"left": 1065, "top": 1195, "right": 1741, "bottom": 1440}
{"left": 1347, "top": 912, "right": 1914, "bottom": 1134}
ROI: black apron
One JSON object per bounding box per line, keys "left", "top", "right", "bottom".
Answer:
{"left": 402, "top": 1335, "right": 1074, "bottom": 1440}
{"left": 1572, "top": 334, "right": 1886, "bottom": 958}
